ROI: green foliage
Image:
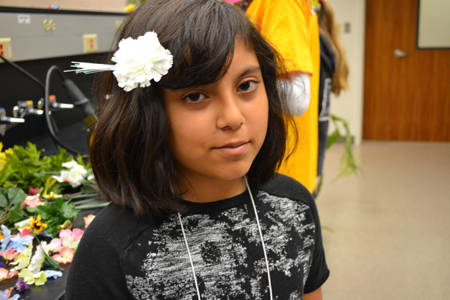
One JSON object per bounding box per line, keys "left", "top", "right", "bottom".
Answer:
{"left": 34, "top": 198, "right": 79, "bottom": 237}
{"left": 0, "top": 142, "right": 73, "bottom": 190}
{"left": 315, "top": 114, "right": 361, "bottom": 198}
{"left": 0, "top": 187, "right": 27, "bottom": 229}
{"left": 328, "top": 114, "right": 361, "bottom": 181}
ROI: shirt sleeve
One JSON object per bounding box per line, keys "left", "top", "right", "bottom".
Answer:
{"left": 303, "top": 196, "right": 330, "bottom": 293}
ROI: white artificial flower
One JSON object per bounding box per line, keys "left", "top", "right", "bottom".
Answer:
{"left": 14, "top": 217, "right": 33, "bottom": 229}
{"left": 28, "top": 242, "right": 48, "bottom": 272}
{"left": 87, "top": 174, "right": 95, "bottom": 182}
{"left": 60, "top": 160, "right": 87, "bottom": 188}
{"left": 67, "top": 31, "right": 173, "bottom": 92}
{"left": 62, "top": 160, "right": 79, "bottom": 169}
{"left": 111, "top": 31, "right": 173, "bottom": 92}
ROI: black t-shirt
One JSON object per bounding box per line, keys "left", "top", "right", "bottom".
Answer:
{"left": 66, "top": 174, "right": 329, "bottom": 299}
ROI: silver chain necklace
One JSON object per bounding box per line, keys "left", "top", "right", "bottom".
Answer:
{"left": 177, "top": 176, "right": 273, "bottom": 300}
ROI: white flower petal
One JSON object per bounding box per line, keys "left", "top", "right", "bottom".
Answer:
{"left": 111, "top": 31, "right": 173, "bottom": 92}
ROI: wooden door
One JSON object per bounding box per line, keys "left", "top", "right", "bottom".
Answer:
{"left": 363, "top": 0, "right": 450, "bottom": 141}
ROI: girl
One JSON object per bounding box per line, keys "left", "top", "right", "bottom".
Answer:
{"left": 66, "top": 0, "right": 329, "bottom": 299}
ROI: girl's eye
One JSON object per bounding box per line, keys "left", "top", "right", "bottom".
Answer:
{"left": 184, "top": 92, "right": 206, "bottom": 103}
{"left": 238, "top": 81, "right": 257, "bottom": 92}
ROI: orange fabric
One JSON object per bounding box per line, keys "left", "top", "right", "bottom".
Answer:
{"left": 247, "top": 0, "right": 320, "bottom": 193}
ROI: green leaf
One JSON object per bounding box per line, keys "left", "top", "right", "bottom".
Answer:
{"left": 0, "top": 193, "right": 7, "bottom": 208}
{"left": 326, "top": 130, "right": 340, "bottom": 149}
{"left": 8, "top": 204, "right": 28, "bottom": 224}
{"left": 60, "top": 202, "right": 79, "bottom": 219}
{"left": 76, "top": 154, "right": 85, "bottom": 167}
{"left": 7, "top": 187, "right": 26, "bottom": 205}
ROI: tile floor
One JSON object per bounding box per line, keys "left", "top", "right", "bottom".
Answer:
{"left": 317, "top": 142, "right": 450, "bottom": 300}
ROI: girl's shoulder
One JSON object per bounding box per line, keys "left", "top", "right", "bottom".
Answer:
{"left": 80, "top": 203, "right": 162, "bottom": 254}
{"left": 260, "top": 173, "right": 315, "bottom": 205}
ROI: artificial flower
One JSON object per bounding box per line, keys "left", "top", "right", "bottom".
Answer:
{"left": 46, "top": 238, "right": 62, "bottom": 253}
{"left": 112, "top": 31, "right": 173, "bottom": 91}
{"left": 15, "top": 277, "right": 30, "bottom": 292}
{"left": 0, "top": 287, "right": 20, "bottom": 300}
{"left": 43, "top": 270, "right": 63, "bottom": 279}
{"left": 0, "top": 226, "right": 11, "bottom": 252}
{"left": 9, "top": 245, "right": 32, "bottom": 271}
{"left": 56, "top": 220, "right": 72, "bottom": 231}
{"left": 41, "top": 191, "right": 62, "bottom": 200}
{"left": 20, "top": 195, "right": 45, "bottom": 209}
{"left": 31, "top": 215, "right": 48, "bottom": 234}
{"left": 87, "top": 174, "right": 95, "bottom": 182}
{"left": 18, "top": 269, "right": 47, "bottom": 286}
{"left": 123, "top": 3, "right": 136, "bottom": 12}
{"left": 58, "top": 160, "right": 87, "bottom": 188}
{"left": 51, "top": 247, "right": 74, "bottom": 264}
{"left": 27, "top": 243, "right": 46, "bottom": 272}
{"left": 0, "top": 143, "right": 14, "bottom": 172}
{"left": 84, "top": 214, "right": 95, "bottom": 228}
{"left": 60, "top": 228, "right": 83, "bottom": 244}
{"left": 14, "top": 218, "right": 33, "bottom": 230}
{"left": 17, "top": 215, "right": 48, "bottom": 234}
{"left": 28, "top": 188, "right": 40, "bottom": 196}
{"left": 0, "top": 268, "right": 19, "bottom": 281}
{"left": 0, "top": 227, "right": 32, "bottom": 253}
{"left": 0, "top": 249, "right": 19, "bottom": 261}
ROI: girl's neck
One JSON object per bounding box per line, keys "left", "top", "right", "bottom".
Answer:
{"left": 174, "top": 176, "right": 247, "bottom": 203}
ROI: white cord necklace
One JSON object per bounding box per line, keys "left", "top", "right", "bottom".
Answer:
{"left": 177, "top": 176, "right": 273, "bottom": 300}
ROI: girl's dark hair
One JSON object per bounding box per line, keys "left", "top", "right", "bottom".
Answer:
{"left": 91, "top": 0, "right": 297, "bottom": 218}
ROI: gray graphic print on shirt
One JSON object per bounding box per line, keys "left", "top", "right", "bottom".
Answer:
{"left": 125, "top": 191, "right": 316, "bottom": 299}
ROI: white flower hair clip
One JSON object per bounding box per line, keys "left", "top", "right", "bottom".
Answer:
{"left": 66, "top": 31, "right": 173, "bottom": 92}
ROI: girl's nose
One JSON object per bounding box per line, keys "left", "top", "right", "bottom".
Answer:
{"left": 216, "top": 95, "right": 244, "bottom": 130}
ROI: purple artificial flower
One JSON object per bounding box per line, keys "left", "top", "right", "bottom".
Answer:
{"left": 16, "top": 277, "right": 30, "bottom": 292}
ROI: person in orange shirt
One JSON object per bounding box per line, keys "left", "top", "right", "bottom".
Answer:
{"left": 245, "top": 0, "right": 321, "bottom": 194}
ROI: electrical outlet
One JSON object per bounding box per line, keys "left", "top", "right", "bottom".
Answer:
{"left": 83, "top": 34, "right": 98, "bottom": 54}
{"left": 0, "top": 38, "right": 13, "bottom": 62}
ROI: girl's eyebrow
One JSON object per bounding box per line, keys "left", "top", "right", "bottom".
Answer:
{"left": 239, "top": 66, "right": 261, "bottom": 78}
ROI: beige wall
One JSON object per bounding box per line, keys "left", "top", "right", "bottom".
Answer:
{"left": 328, "top": 0, "right": 365, "bottom": 145}
{"left": 0, "top": 0, "right": 125, "bottom": 12}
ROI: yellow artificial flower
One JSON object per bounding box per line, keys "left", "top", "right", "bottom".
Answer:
{"left": 18, "top": 269, "right": 47, "bottom": 286}
{"left": 30, "top": 215, "right": 48, "bottom": 234}
{"left": 123, "top": 3, "right": 136, "bottom": 12}
{"left": 10, "top": 245, "right": 33, "bottom": 271}
{"left": 0, "top": 142, "right": 14, "bottom": 172}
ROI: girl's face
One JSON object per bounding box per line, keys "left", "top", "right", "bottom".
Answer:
{"left": 163, "top": 39, "right": 269, "bottom": 199}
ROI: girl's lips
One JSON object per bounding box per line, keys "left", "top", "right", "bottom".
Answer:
{"left": 213, "top": 141, "right": 249, "bottom": 156}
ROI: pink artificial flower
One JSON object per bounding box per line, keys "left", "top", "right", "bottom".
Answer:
{"left": 18, "top": 228, "right": 32, "bottom": 237}
{"left": 1, "top": 287, "right": 13, "bottom": 296}
{"left": 47, "top": 238, "right": 62, "bottom": 253}
{"left": 0, "top": 268, "right": 19, "bottom": 281}
{"left": 20, "top": 196, "right": 45, "bottom": 209}
{"left": 59, "top": 228, "right": 84, "bottom": 249}
{"left": 83, "top": 214, "right": 95, "bottom": 228}
{"left": 72, "top": 228, "right": 84, "bottom": 242}
{"left": 58, "top": 229, "right": 72, "bottom": 240}
{"left": 51, "top": 247, "right": 74, "bottom": 264}
{"left": 0, "top": 249, "right": 19, "bottom": 261}
{"left": 59, "top": 228, "right": 84, "bottom": 243}
{"left": 28, "top": 188, "right": 40, "bottom": 196}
